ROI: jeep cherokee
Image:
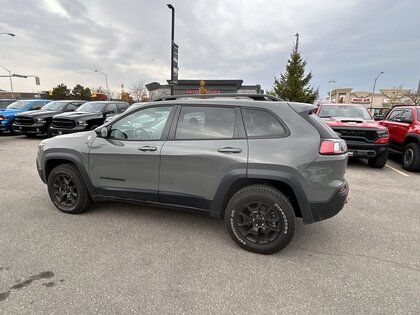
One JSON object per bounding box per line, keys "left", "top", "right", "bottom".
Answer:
{"left": 37, "top": 94, "right": 349, "bottom": 254}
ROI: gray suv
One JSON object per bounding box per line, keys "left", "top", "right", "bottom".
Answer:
{"left": 36, "top": 94, "right": 349, "bottom": 254}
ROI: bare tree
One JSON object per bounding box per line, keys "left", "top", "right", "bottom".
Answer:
{"left": 387, "top": 85, "right": 407, "bottom": 107}
{"left": 130, "top": 81, "right": 149, "bottom": 102}
{"left": 406, "top": 90, "right": 420, "bottom": 105}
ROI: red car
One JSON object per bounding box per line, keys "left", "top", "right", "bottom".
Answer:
{"left": 317, "top": 103, "right": 389, "bottom": 168}
{"left": 380, "top": 105, "right": 420, "bottom": 171}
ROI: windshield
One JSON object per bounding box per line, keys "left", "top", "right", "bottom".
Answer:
{"left": 0, "top": 100, "right": 15, "bottom": 110}
{"left": 319, "top": 105, "right": 372, "bottom": 120}
{"left": 6, "top": 100, "right": 32, "bottom": 110}
{"left": 76, "top": 102, "right": 106, "bottom": 113}
{"left": 42, "top": 101, "right": 67, "bottom": 111}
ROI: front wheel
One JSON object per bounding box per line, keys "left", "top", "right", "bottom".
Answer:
{"left": 402, "top": 143, "right": 420, "bottom": 171}
{"left": 225, "top": 185, "right": 295, "bottom": 254}
{"left": 47, "top": 164, "right": 92, "bottom": 214}
{"left": 368, "top": 151, "right": 388, "bottom": 168}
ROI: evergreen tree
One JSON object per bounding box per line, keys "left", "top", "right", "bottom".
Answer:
{"left": 272, "top": 34, "right": 319, "bottom": 103}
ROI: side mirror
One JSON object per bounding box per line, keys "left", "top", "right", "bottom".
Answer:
{"left": 99, "top": 127, "right": 108, "bottom": 138}
{"left": 104, "top": 110, "right": 114, "bottom": 117}
{"left": 395, "top": 116, "right": 412, "bottom": 124}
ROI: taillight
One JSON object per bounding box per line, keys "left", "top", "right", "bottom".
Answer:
{"left": 375, "top": 129, "right": 389, "bottom": 144}
{"left": 0, "top": 115, "right": 8, "bottom": 121}
{"left": 320, "top": 139, "right": 347, "bottom": 155}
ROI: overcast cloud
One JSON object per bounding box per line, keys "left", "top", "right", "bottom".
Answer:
{"left": 0, "top": 0, "right": 419, "bottom": 99}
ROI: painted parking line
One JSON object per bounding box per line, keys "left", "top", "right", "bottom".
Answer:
{"left": 385, "top": 164, "right": 410, "bottom": 177}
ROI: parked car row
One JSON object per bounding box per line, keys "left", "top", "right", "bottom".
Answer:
{"left": 316, "top": 102, "right": 420, "bottom": 172}
{"left": 0, "top": 99, "right": 129, "bottom": 137}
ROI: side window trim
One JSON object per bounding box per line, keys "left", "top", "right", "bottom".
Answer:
{"left": 240, "top": 107, "right": 290, "bottom": 139}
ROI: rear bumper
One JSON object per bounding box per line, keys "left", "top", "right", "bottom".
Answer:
{"left": 346, "top": 141, "right": 388, "bottom": 158}
{"left": 308, "top": 180, "right": 349, "bottom": 223}
{"left": 0, "top": 120, "right": 12, "bottom": 131}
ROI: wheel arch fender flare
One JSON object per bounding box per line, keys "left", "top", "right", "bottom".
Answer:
{"left": 43, "top": 152, "right": 96, "bottom": 196}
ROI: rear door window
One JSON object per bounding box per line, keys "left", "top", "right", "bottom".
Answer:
{"left": 175, "top": 106, "right": 236, "bottom": 140}
{"left": 242, "top": 108, "right": 287, "bottom": 138}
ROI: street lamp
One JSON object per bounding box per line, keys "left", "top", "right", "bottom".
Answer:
{"left": 370, "top": 71, "right": 384, "bottom": 112}
{"left": 0, "top": 64, "right": 14, "bottom": 98}
{"left": 94, "top": 69, "right": 109, "bottom": 94}
{"left": 167, "top": 4, "right": 175, "bottom": 95}
{"left": 0, "top": 32, "right": 15, "bottom": 37}
{"left": 328, "top": 80, "right": 336, "bottom": 103}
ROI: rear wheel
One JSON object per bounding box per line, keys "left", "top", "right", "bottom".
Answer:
{"left": 402, "top": 143, "right": 420, "bottom": 171}
{"left": 47, "top": 164, "right": 92, "bottom": 214}
{"left": 225, "top": 185, "right": 295, "bottom": 254}
{"left": 368, "top": 151, "right": 388, "bottom": 168}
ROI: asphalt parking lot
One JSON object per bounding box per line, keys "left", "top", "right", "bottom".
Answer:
{"left": 0, "top": 134, "right": 419, "bottom": 314}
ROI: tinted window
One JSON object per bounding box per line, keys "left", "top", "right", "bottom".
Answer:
{"left": 0, "top": 100, "right": 15, "bottom": 110}
{"left": 106, "top": 103, "right": 117, "bottom": 113}
{"left": 386, "top": 108, "right": 404, "bottom": 121}
{"left": 110, "top": 106, "right": 172, "bottom": 140}
{"left": 116, "top": 103, "right": 129, "bottom": 113}
{"left": 242, "top": 109, "right": 286, "bottom": 137}
{"left": 417, "top": 109, "right": 420, "bottom": 122}
{"left": 175, "top": 106, "right": 236, "bottom": 139}
{"left": 66, "top": 104, "right": 79, "bottom": 111}
{"left": 31, "top": 101, "right": 46, "bottom": 110}
{"left": 400, "top": 109, "right": 413, "bottom": 122}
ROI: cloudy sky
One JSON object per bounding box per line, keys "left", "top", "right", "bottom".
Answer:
{"left": 0, "top": 0, "right": 419, "bottom": 99}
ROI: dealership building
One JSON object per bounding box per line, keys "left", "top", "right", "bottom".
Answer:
{"left": 327, "top": 88, "right": 413, "bottom": 110}
{"left": 146, "top": 80, "right": 262, "bottom": 100}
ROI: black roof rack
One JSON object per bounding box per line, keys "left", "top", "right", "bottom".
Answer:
{"left": 154, "top": 93, "right": 282, "bottom": 102}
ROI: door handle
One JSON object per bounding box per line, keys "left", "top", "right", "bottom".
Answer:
{"left": 138, "top": 146, "right": 157, "bottom": 152}
{"left": 217, "top": 147, "right": 242, "bottom": 153}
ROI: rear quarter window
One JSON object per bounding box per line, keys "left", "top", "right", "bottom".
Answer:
{"left": 242, "top": 108, "right": 287, "bottom": 138}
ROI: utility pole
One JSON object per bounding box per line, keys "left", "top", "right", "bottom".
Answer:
{"left": 370, "top": 72, "right": 384, "bottom": 112}
{"left": 167, "top": 4, "right": 175, "bottom": 95}
{"left": 294, "top": 33, "right": 299, "bottom": 51}
{"left": 0, "top": 65, "right": 14, "bottom": 98}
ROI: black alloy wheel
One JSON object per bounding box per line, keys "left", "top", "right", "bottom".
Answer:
{"left": 52, "top": 174, "right": 78, "bottom": 208}
{"left": 47, "top": 164, "right": 92, "bottom": 214}
{"left": 236, "top": 201, "right": 283, "bottom": 244}
{"left": 225, "top": 185, "right": 295, "bottom": 254}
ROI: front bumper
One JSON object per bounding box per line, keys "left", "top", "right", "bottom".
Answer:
{"left": 50, "top": 125, "right": 88, "bottom": 136}
{"left": 308, "top": 180, "right": 349, "bottom": 223}
{"left": 0, "top": 120, "right": 12, "bottom": 131}
{"left": 346, "top": 141, "right": 388, "bottom": 158}
{"left": 13, "top": 123, "right": 47, "bottom": 134}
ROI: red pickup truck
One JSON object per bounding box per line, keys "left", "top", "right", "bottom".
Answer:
{"left": 379, "top": 106, "right": 420, "bottom": 171}
{"left": 316, "top": 103, "right": 389, "bottom": 168}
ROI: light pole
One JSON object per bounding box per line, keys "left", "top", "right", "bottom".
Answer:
{"left": 167, "top": 4, "right": 175, "bottom": 95}
{"left": 0, "top": 32, "right": 15, "bottom": 37}
{"left": 370, "top": 71, "right": 384, "bottom": 112}
{"left": 0, "top": 64, "right": 14, "bottom": 98}
{"left": 94, "top": 69, "right": 109, "bottom": 94}
{"left": 328, "top": 80, "right": 336, "bottom": 103}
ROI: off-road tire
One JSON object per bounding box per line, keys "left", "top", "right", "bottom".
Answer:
{"left": 47, "top": 164, "right": 92, "bottom": 214}
{"left": 368, "top": 151, "right": 388, "bottom": 168}
{"left": 402, "top": 143, "right": 420, "bottom": 171}
{"left": 224, "top": 185, "right": 295, "bottom": 254}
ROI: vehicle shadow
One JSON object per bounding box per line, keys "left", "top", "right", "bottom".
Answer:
{"left": 85, "top": 200, "right": 331, "bottom": 256}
